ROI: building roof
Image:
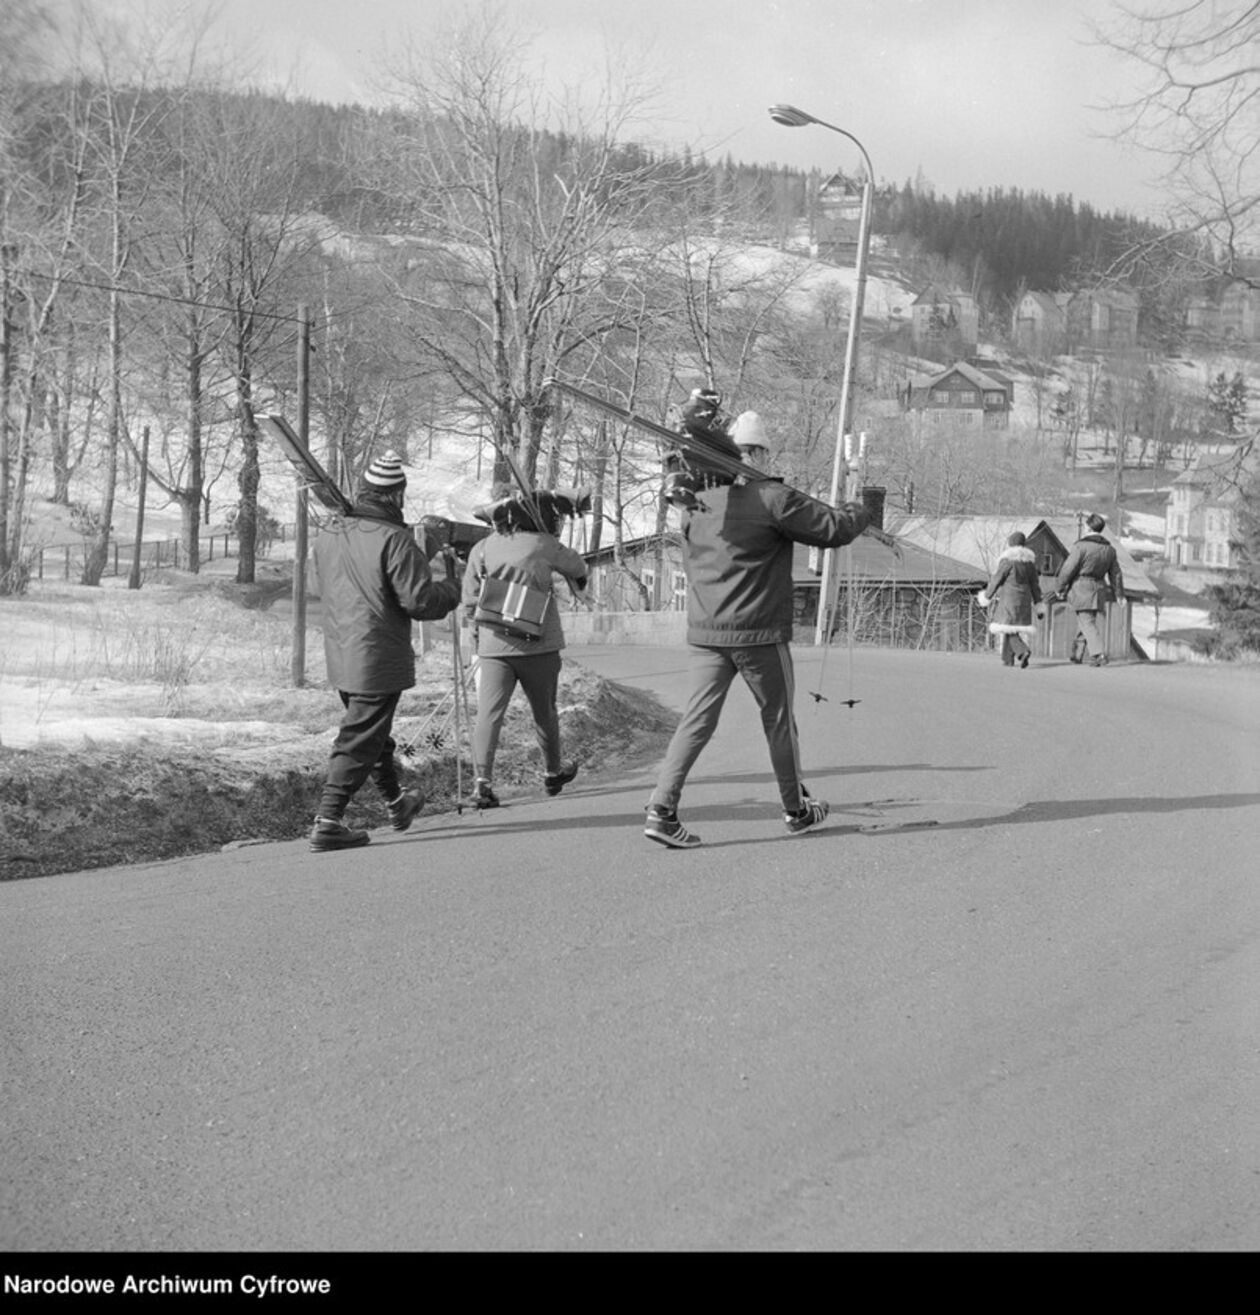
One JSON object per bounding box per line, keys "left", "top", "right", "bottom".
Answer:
{"left": 790, "top": 535, "right": 986, "bottom": 588}
{"left": 1019, "top": 291, "right": 1064, "bottom": 316}
{"left": 581, "top": 526, "right": 986, "bottom": 588}
{"left": 1170, "top": 445, "right": 1254, "bottom": 493}
{"left": 905, "top": 360, "right": 1012, "bottom": 393}
{"left": 887, "top": 514, "right": 1160, "bottom": 599}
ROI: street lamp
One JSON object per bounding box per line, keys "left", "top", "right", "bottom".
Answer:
{"left": 769, "top": 103, "right": 874, "bottom": 647}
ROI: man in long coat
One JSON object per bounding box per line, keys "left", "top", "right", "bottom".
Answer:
{"left": 1055, "top": 512, "right": 1125, "bottom": 667}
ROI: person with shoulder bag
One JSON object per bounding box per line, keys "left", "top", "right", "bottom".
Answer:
{"left": 309, "top": 451, "right": 462, "bottom": 851}
{"left": 460, "top": 492, "right": 589, "bottom": 808}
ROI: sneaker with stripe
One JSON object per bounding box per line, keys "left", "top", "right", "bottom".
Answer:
{"left": 643, "top": 805, "right": 701, "bottom": 848}
{"left": 784, "top": 796, "right": 829, "bottom": 834}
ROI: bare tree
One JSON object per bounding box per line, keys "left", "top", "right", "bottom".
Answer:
{"left": 1090, "top": 1, "right": 1260, "bottom": 281}
{"left": 372, "top": 2, "right": 672, "bottom": 489}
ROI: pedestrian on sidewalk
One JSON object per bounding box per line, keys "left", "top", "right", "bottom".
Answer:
{"left": 309, "top": 451, "right": 462, "bottom": 852}
{"left": 1054, "top": 513, "right": 1124, "bottom": 667}
{"left": 643, "top": 422, "right": 871, "bottom": 849}
{"left": 977, "top": 531, "right": 1042, "bottom": 668}
{"left": 461, "top": 493, "right": 589, "bottom": 810}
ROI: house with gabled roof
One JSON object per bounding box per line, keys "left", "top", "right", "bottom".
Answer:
{"left": 1013, "top": 290, "right": 1069, "bottom": 352}
{"left": 910, "top": 285, "right": 978, "bottom": 351}
{"left": 1165, "top": 445, "right": 1255, "bottom": 571}
{"left": 901, "top": 359, "right": 1014, "bottom": 429}
{"left": 887, "top": 514, "right": 1159, "bottom": 661}
{"left": 1064, "top": 287, "right": 1140, "bottom": 351}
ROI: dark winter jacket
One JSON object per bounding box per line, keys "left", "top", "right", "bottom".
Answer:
{"left": 679, "top": 480, "right": 870, "bottom": 646}
{"left": 461, "top": 528, "right": 589, "bottom": 657}
{"left": 979, "top": 545, "right": 1042, "bottom": 633}
{"left": 1055, "top": 533, "right": 1124, "bottom": 613}
{"left": 313, "top": 498, "right": 461, "bottom": 693}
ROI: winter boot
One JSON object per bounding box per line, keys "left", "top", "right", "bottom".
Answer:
{"left": 544, "top": 762, "right": 579, "bottom": 796}
{"left": 387, "top": 789, "right": 424, "bottom": 832}
{"left": 309, "top": 817, "right": 370, "bottom": 853}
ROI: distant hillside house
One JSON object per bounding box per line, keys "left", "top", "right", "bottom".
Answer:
{"left": 1064, "top": 287, "right": 1140, "bottom": 351}
{"left": 901, "top": 359, "right": 1014, "bottom": 429}
{"left": 1012, "top": 290, "right": 1068, "bottom": 352}
{"left": 1185, "top": 261, "right": 1260, "bottom": 343}
{"left": 1164, "top": 446, "right": 1253, "bottom": 570}
{"left": 910, "top": 285, "right": 978, "bottom": 351}
{"left": 813, "top": 171, "right": 862, "bottom": 267}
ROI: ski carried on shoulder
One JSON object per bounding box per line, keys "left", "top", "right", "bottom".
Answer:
{"left": 544, "top": 376, "right": 900, "bottom": 549}
{"left": 260, "top": 414, "right": 353, "bottom": 516}
{"left": 543, "top": 376, "right": 764, "bottom": 484}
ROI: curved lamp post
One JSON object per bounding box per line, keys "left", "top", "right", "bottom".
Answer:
{"left": 769, "top": 103, "right": 874, "bottom": 646}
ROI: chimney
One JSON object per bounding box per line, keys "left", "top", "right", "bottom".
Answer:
{"left": 860, "top": 485, "right": 886, "bottom": 531}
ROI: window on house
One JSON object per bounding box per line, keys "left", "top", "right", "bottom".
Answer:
{"left": 641, "top": 567, "right": 656, "bottom": 606}
{"left": 959, "top": 390, "right": 977, "bottom": 405}
{"left": 1040, "top": 552, "right": 1055, "bottom": 573}
{"left": 671, "top": 571, "right": 687, "bottom": 611}
{"left": 985, "top": 391, "right": 1004, "bottom": 406}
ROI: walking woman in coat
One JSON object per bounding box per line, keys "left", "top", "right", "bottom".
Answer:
{"left": 978, "top": 531, "right": 1042, "bottom": 668}
{"left": 460, "top": 494, "right": 589, "bottom": 808}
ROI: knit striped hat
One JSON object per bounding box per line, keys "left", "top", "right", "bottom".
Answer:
{"left": 363, "top": 450, "right": 406, "bottom": 491}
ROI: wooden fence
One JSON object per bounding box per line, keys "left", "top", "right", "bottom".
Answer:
{"left": 32, "top": 524, "right": 296, "bottom": 582}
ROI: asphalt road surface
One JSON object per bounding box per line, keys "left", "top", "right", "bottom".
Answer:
{"left": 3, "top": 645, "right": 1259, "bottom": 1253}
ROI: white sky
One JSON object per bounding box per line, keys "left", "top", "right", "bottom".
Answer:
{"left": 200, "top": 0, "right": 1166, "bottom": 218}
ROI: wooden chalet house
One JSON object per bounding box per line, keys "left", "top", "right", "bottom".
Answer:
{"left": 813, "top": 171, "right": 862, "bottom": 266}
{"left": 901, "top": 359, "right": 1014, "bottom": 430}
{"left": 889, "top": 514, "right": 1160, "bottom": 662}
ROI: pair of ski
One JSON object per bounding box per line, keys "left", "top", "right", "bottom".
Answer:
{"left": 545, "top": 377, "right": 899, "bottom": 551}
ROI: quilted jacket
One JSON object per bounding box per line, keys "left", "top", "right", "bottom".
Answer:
{"left": 313, "top": 500, "right": 460, "bottom": 693}
{"left": 680, "top": 480, "right": 870, "bottom": 646}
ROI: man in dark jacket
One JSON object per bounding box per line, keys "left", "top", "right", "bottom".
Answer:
{"left": 644, "top": 451, "right": 871, "bottom": 848}
{"left": 1054, "top": 512, "right": 1124, "bottom": 667}
{"left": 310, "top": 451, "right": 461, "bottom": 852}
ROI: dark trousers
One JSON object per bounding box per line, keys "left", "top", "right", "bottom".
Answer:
{"left": 649, "top": 642, "right": 805, "bottom": 815}
{"left": 472, "top": 651, "right": 563, "bottom": 781}
{"left": 317, "top": 690, "right": 403, "bottom": 820}
{"left": 1000, "top": 633, "right": 1031, "bottom": 664}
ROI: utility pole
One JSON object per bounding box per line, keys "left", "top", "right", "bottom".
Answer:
{"left": 128, "top": 425, "right": 150, "bottom": 589}
{"left": 291, "top": 305, "right": 311, "bottom": 687}
{"left": 0, "top": 243, "right": 15, "bottom": 581}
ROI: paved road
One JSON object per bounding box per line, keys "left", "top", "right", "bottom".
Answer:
{"left": 3, "top": 646, "right": 1259, "bottom": 1252}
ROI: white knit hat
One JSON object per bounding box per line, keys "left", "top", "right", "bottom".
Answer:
{"left": 730, "top": 411, "right": 769, "bottom": 450}
{"left": 363, "top": 450, "right": 406, "bottom": 490}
